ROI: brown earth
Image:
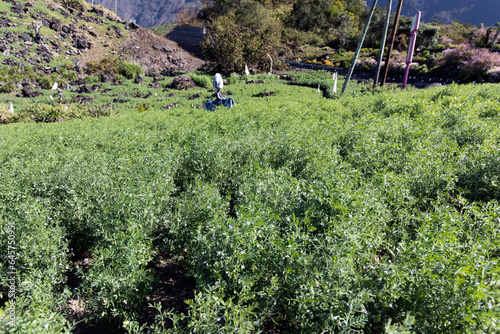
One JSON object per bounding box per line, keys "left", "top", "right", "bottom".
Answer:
{"left": 76, "top": 27, "right": 205, "bottom": 74}
{"left": 119, "top": 28, "right": 205, "bottom": 74}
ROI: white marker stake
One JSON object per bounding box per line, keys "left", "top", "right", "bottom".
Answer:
{"left": 9, "top": 102, "right": 13, "bottom": 114}
{"left": 333, "top": 72, "right": 338, "bottom": 95}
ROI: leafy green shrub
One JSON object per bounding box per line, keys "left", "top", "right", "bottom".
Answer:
{"left": 118, "top": 60, "right": 144, "bottom": 79}
{"left": 114, "top": 74, "right": 125, "bottom": 82}
{"left": 85, "top": 57, "right": 121, "bottom": 76}
{"left": 188, "top": 72, "right": 211, "bottom": 88}
{"left": 136, "top": 103, "right": 152, "bottom": 112}
{"left": 37, "top": 76, "right": 53, "bottom": 90}
{"left": 0, "top": 81, "right": 16, "bottom": 93}
{"left": 83, "top": 75, "right": 100, "bottom": 84}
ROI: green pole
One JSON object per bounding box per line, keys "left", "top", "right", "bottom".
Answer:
{"left": 342, "top": 0, "right": 379, "bottom": 95}
{"left": 374, "top": 0, "right": 392, "bottom": 87}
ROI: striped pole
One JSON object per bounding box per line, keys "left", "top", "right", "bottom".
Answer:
{"left": 402, "top": 11, "right": 421, "bottom": 88}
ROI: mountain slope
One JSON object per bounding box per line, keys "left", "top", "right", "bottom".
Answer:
{"left": 366, "top": 0, "right": 499, "bottom": 26}
{"left": 84, "top": 0, "right": 201, "bottom": 27}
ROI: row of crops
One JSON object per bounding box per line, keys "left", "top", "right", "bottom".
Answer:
{"left": 1, "top": 79, "right": 499, "bottom": 333}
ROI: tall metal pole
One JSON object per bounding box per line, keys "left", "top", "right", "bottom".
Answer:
{"left": 381, "top": 0, "right": 403, "bottom": 86}
{"left": 341, "top": 0, "right": 379, "bottom": 94}
{"left": 115, "top": 0, "right": 117, "bottom": 14}
{"left": 374, "top": 0, "right": 393, "bottom": 87}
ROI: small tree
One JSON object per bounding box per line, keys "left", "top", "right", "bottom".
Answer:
{"left": 201, "top": 9, "right": 281, "bottom": 74}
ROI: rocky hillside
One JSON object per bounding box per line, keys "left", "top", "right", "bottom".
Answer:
{"left": 0, "top": 0, "right": 203, "bottom": 87}
{"left": 366, "top": 0, "right": 499, "bottom": 26}
{"left": 84, "top": 0, "right": 202, "bottom": 27}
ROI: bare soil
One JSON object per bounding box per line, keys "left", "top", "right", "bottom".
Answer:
{"left": 119, "top": 28, "right": 205, "bottom": 74}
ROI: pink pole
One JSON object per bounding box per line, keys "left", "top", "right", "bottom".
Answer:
{"left": 403, "top": 11, "right": 421, "bottom": 88}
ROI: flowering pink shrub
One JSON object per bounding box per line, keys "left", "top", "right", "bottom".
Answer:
{"left": 487, "top": 67, "right": 500, "bottom": 81}
{"left": 441, "top": 45, "right": 500, "bottom": 79}
{"left": 471, "top": 28, "right": 495, "bottom": 47}
{"left": 439, "top": 36, "right": 453, "bottom": 46}
{"left": 362, "top": 58, "right": 377, "bottom": 71}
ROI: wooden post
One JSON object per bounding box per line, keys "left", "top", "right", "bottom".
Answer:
{"left": 341, "top": 0, "right": 379, "bottom": 94}
{"left": 492, "top": 22, "right": 500, "bottom": 48}
{"left": 381, "top": 0, "right": 404, "bottom": 86}
{"left": 374, "top": 0, "right": 393, "bottom": 87}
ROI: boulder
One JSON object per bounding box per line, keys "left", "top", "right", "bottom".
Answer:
{"left": 73, "top": 95, "right": 94, "bottom": 103}
{"left": 61, "top": 24, "right": 76, "bottom": 34}
{"left": 91, "top": 7, "right": 105, "bottom": 17}
{"left": 169, "top": 75, "right": 196, "bottom": 90}
{"left": 19, "top": 32, "right": 31, "bottom": 42}
{"left": 18, "top": 87, "right": 42, "bottom": 98}
{"left": 11, "top": 3, "right": 23, "bottom": 14}
{"left": 148, "top": 82, "right": 161, "bottom": 89}
{"left": 3, "top": 58, "right": 18, "bottom": 66}
{"left": 0, "top": 17, "right": 13, "bottom": 28}
{"left": 74, "top": 85, "right": 94, "bottom": 94}
{"left": 101, "top": 74, "right": 115, "bottom": 83}
{"left": 73, "top": 35, "right": 92, "bottom": 50}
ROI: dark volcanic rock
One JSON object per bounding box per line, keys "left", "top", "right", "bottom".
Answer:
{"left": 0, "top": 17, "right": 14, "bottom": 28}
{"left": 42, "top": 17, "right": 62, "bottom": 31}
{"left": 73, "top": 35, "right": 92, "bottom": 50}
{"left": 19, "top": 32, "right": 32, "bottom": 42}
{"left": 11, "top": 3, "right": 23, "bottom": 14}
{"left": 148, "top": 82, "right": 162, "bottom": 89}
{"left": 91, "top": 6, "right": 105, "bottom": 17}
{"left": 74, "top": 85, "right": 94, "bottom": 94}
{"left": 3, "top": 58, "right": 18, "bottom": 67}
{"left": 18, "top": 87, "right": 42, "bottom": 98}
{"left": 73, "top": 95, "right": 95, "bottom": 103}
{"left": 101, "top": 74, "right": 115, "bottom": 83}
{"left": 107, "top": 25, "right": 123, "bottom": 38}
{"left": 62, "top": 24, "right": 76, "bottom": 34}
{"left": 169, "top": 75, "right": 196, "bottom": 90}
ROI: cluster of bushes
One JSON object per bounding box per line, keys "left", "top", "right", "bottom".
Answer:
{"left": 0, "top": 102, "right": 116, "bottom": 124}
{"left": 301, "top": 44, "right": 500, "bottom": 83}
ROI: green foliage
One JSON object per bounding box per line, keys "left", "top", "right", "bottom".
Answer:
{"left": 188, "top": 72, "right": 212, "bottom": 88}
{"left": 0, "top": 102, "right": 115, "bottom": 124}
{"left": 0, "top": 81, "right": 16, "bottom": 93}
{"left": 118, "top": 60, "right": 144, "bottom": 80}
{"left": 83, "top": 74, "right": 100, "bottom": 84}
{"left": 85, "top": 57, "right": 121, "bottom": 76}
{"left": 290, "top": 0, "right": 344, "bottom": 32}
{"left": 136, "top": 103, "right": 152, "bottom": 112}
{"left": 201, "top": 12, "right": 281, "bottom": 74}
{"left": 37, "top": 77, "right": 53, "bottom": 90}
{"left": 1, "top": 72, "right": 500, "bottom": 333}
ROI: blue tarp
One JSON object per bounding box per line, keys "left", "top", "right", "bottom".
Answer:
{"left": 205, "top": 97, "right": 236, "bottom": 111}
